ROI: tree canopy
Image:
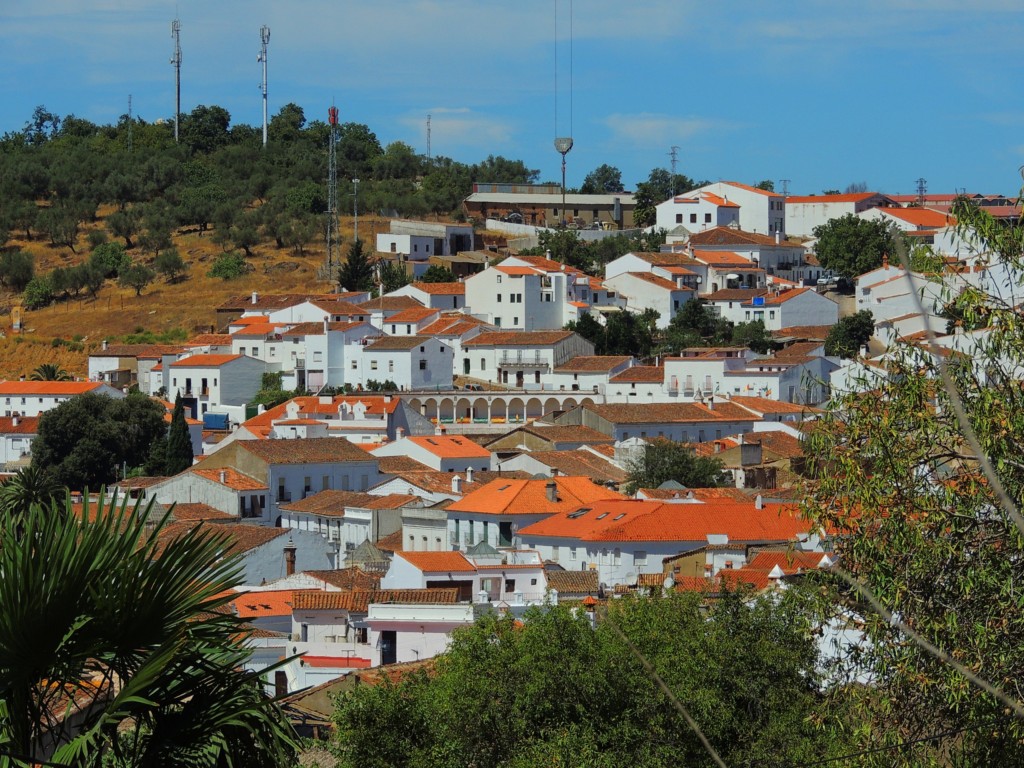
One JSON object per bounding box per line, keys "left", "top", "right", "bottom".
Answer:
{"left": 824, "top": 309, "right": 874, "bottom": 358}
{"left": 624, "top": 438, "right": 729, "bottom": 493}
{"left": 580, "top": 164, "right": 625, "bottom": 194}
{"left": 812, "top": 214, "right": 901, "bottom": 277}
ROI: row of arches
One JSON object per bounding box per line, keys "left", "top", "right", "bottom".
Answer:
{"left": 407, "top": 395, "right": 596, "bottom": 425}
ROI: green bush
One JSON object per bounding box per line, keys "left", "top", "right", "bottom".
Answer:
{"left": 207, "top": 252, "right": 248, "bottom": 280}
{"left": 0, "top": 250, "right": 35, "bottom": 291}
{"left": 89, "top": 242, "right": 131, "bottom": 278}
{"left": 23, "top": 276, "right": 54, "bottom": 309}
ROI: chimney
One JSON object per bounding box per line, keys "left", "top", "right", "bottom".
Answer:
{"left": 545, "top": 249, "right": 552, "bottom": 261}
{"left": 545, "top": 480, "right": 558, "bottom": 503}
{"left": 451, "top": 474, "right": 463, "bottom": 494}
{"left": 707, "top": 396, "right": 714, "bottom": 411}
{"left": 397, "top": 426, "right": 405, "bottom": 439}
{"left": 219, "top": 470, "right": 227, "bottom": 484}
{"left": 676, "top": 276, "right": 685, "bottom": 289}
{"left": 102, "top": 339, "right": 108, "bottom": 351}
{"left": 251, "top": 291, "right": 259, "bottom": 305}
{"left": 466, "top": 466, "right": 474, "bottom": 484}
{"left": 323, "top": 316, "right": 330, "bottom": 333}
{"left": 283, "top": 537, "right": 297, "bottom": 576}
{"left": 775, "top": 231, "right": 781, "bottom": 244}
{"left": 12, "top": 416, "right": 19, "bottom": 427}
{"left": 755, "top": 494, "right": 763, "bottom": 510}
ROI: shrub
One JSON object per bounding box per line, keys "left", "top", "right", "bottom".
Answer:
{"left": 89, "top": 242, "right": 131, "bottom": 278}
{"left": 22, "top": 276, "right": 54, "bottom": 309}
{"left": 0, "top": 250, "right": 35, "bottom": 291}
{"left": 207, "top": 252, "right": 248, "bottom": 280}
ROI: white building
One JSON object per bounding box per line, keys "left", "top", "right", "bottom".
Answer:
{"left": 348, "top": 336, "right": 454, "bottom": 391}
{"left": 0, "top": 415, "right": 37, "bottom": 470}
{"left": 785, "top": 192, "right": 896, "bottom": 237}
{"left": 0, "top": 381, "right": 125, "bottom": 418}
{"left": 375, "top": 220, "right": 475, "bottom": 260}
{"left": 372, "top": 434, "right": 492, "bottom": 473}
{"left": 656, "top": 189, "right": 741, "bottom": 234}
{"left": 464, "top": 263, "right": 571, "bottom": 331}
{"left": 601, "top": 272, "right": 697, "bottom": 328}
{"left": 389, "top": 281, "right": 466, "bottom": 311}
{"left": 166, "top": 354, "right": 269, "bottom": 423}
{"left": 460, "top": 330, "right": 594, "bottom": 388}
{"left": 691, "top": 181, "right": 786, "bottom": 236}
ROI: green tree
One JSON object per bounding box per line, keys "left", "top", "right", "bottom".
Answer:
{"left": 106, "top": 207, "right": 141, "bottom": 249}
{"left": 22, "top": 275, "right": 54, "bottom": 310}
{"left": 731, "top": 319, "right": 775, "bottom": 354}
{"left": 337, "top": 238, "right": 375, "bottom": 292}
{"left": 164, "top": 394, "right": 194, "bottom": 475}
{"left": 118, "top": 263, "right": 156, "bottom": 296}
{"left": 32, "top": 391, "right": 167, "bottom": 489}
{"left": 0, "top": 493, "right": 297, "bottom": 766}
{"left": 332, "top": 591, "right": 840, "bottom": 767}
{"left": 29, "top": 363, "right": 71, "bottom": 381}
{"left": 625, "top": 438, "right": 729, "bottom": 493}
{"left": 580, "top": 164, "right": 624, "bottom": 194}
{"left": 180, "top": 104, "right": 232, "bottom": 154}
{"left": 813, "top": 214, "right": 901, "bottom": 276}
{"left": 473, "top": 155, "right": 539, "bottom": 184}
{"left": 823, "top": 309, "right": 874, "bottom": 358}
{"left": 418, "top": 265, "right": 457, "bottom": 283}
{"left": 377, "top": 259, "right": 411, "bottom": 295}
{"left": 633, "top": 168, "right": 700, "bottom": 227}
{"left": 154, "top": 248, "right": 187, "bottom": 282}
{"left": 755, "top": 179, "right": 775, "bottom": 191}
{"left": 0, "top": 465, "right": 62, "bottom": 521}
{"left": 88, "top": 241, "right": 130, "bottom": 278}
{"left": 0, "top": 250, "right": 35, "bottom": 291}
{"left": 207, "top": 252, "right": 249, "bottom": 280}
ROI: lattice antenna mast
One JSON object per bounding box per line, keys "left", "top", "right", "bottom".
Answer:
{"left": 326, "top": 106, "right": 340, "bottom": 273}
{"left": 426, "top": 114, "right": 432, "bottom": 159}
{"left": 916, "top": 177, "right": 927, "bottom": 206}
{"left": 170, "top": 18, "right": 181, "bottom": 143}
{"left": 669, "top": 146, "right": 680, "bottom": 175}
{"left": 258, "top": 25, "right": 270, "bottom": 148}
{"left": 780, "top": 178, "right": 791, "bottom": 196}
{"left": 127, "top": 94, "right": 133, "bottom": 152}
{"left": 553, "top": 0, "right": 574, "bottom": 228}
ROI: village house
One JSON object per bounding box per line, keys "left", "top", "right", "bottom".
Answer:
{"left": 555, "top": 401, "right": 759, "bottom": 443}
{"left": 0, "top": 415, "right": 38, "bottom": 471}
{"left": 655, "top": 189, "right": 741, "bottom": 235}
{"left": 463, "top": 182, "right": 636, "bottom": 229}
{"left": 690, "top": 181, "right": 786, "bottom": 235}
{"left": 347, "top": 335, "right": 454, "bottom": 391}
{"left": 215, "top": 292, "right": 370, "bottom": 329}
{"left": 601, "top": 271, "right": 697, "bottom": 328}
{"left": 375, "top": 220, "right": 475, "bottom": 263}
{"left": 547, "top": 356, "right": 635, "bottom": 393}
{"left": 388, "top": 281, "right": 467, "bottom": 311}
{"left": 274, "top": 321, "right": 377, "bottom": 391}
{"left": 146, "top": 466, "right": 270, "bottom": 521}
{"left": 371, "top": 434, "right": 492, "bottom": 473}
{"left": 464, "top": 263, "right": 571, "bottom": 331}
{"left": 355, "top": 296, "right": 429, "bottom": 331}
{"left": 380, "top": 306, "right": 442, "bottom": 336}
{"left": 460, "top": 330, "right": 594, "bottom": 388}
{"left": 164, "top": 353, "right": 269, "bottom": 423}
{"left": 0, "top": 380, "right": 125, "bottom": 418}
{"left": 784, "top": 192, "right": 896, "bottom": 237}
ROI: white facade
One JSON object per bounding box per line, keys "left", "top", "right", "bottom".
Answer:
{"left": 389, "top": 283, "right": 467, "bottom": 311}
{"left": 166, "top": 354, "right": 269, "bottom": 422}
{"left": 785, "top": 193, "right": 894, "bottom": 237}
{"left": 697, "top": 182, "right": 786, "bottom": 235}
{"left": 464, "top": 266, "right": 570, "bottom": 331}
{"left": 347, "top": 336, "right": 453, "bottom": 391}
{"left": 655, "top": 191, "right": 741, "bottom": 233}
{"left": 713, "top": 288, "right": 839, "bottom": 331}
{"left": 601, "top": 272, "right": 697, "bottom": 328}
{"left": 461, "top": 332, "right": 595, "bottom": 389}
{"left": 0, "top": 382, "right": 125, "bottom": 418}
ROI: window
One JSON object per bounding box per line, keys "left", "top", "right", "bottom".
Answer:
{"left": 513, "top": 317, "right": 519, "bottom": 326}
{"left": 351, "top": 360, "right": 357, "bottom": 369}
{"left": 406, "top": 324, "right": 412, "bottom": 333}
{"left": 570, "top": 547, "right": 578, "bottom": 560}
{"left": 413, "top": 244, "right": 418, "bottom": 252}
{"left": 676, "top": 214, "right": 683, "bottom": 223}
{"left": 388, "top": 360, "right": 394, "bottom": 372}
{"left": 769, "top": 310, "right": 776, "bottom": 320}
{"left": 370, "top": 360, "right": 378, "bottom": 370}
{"left": 704, "top": 213, "right": 712, "bottom": 223}
{"left": 613, "top": 548, "right": 621, "bottom": 565}
{"left": 496, "top": 275, "right": 502, "bottom": 284}
{"left": 497, "top": 294, "right": 502, "bottom": 302}
{"left": 690, "top": 213, "right": 697, "bottom": 224}
{"left": 481, "top": 358, "right": 486, "bottom": 370}
{"left": 495, "top": 317, "right": 502, "bottom": 327}
{"left": 635, "top": 550, "right": 648, "bottom": 565}
{"left": 419, "top": 359, "right": 427, "bottom": 370}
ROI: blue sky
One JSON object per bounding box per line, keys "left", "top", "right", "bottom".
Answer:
{"left": 3, "top": 1, "right": 1024, "bottom": 197}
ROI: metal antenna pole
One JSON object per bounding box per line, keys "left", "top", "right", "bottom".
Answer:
{"left": 427, "top": 114, "right": 432, "bottom": 159}
{"left": 171, "top": 18, "right": 181, "bottom": 143}
{"left": 916, "top": 177, "right": 927, "bottom": 206}
{"left": 326, "top": 106, "right": 339, "bottom": 272}
{"left": 669, "top": 145, "right": 680, "bottom": 175}
{"left": 780, "top": 178, "right": 791, "bottom": 196}
{"left": 259, "top": 25, "right": 270, "bottom": 148}
{"left": 353, "top": 179, "right": 360, "bottom": 243}
{"left": 127, "top": 94, "right": 133, "bottom": 152}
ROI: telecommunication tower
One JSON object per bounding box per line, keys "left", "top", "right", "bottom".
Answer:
{"left": 127, "top": 94, "right": 133, "bottom": 152}
{"left": 780, "top": 178, "right": 791, "bottom": 196}
{"left": 326, "top": 106, "right": 340, "bottom": 272}
{"left": 170, "top": 18, "right": 182, "bottom": 143}
{"left": 916, "top": 177, "right": 927, "bottom": 206}
{"left": 426, "top": 114, "right": 432, "bottom": 159}
{"left": 669, "top": 146, "right": 680, "bottom": 175}
{"left": 553, "top": 0, "right": 574, "bottom": 227}
{"left": 258, "top": 26, "right": 270, "bottom": 148}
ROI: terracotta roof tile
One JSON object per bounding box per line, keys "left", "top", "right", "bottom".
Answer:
{"left": 356, "top": 296, "right": 425, "bottom": 311}
{"left": 609, "top": 366, "right": 664, "bottom": 383}
{"left": 170, "top": 503, "right": 236, "bottom": 522}
{"left": 281, "top": 321, "right": 370, "bottom": 336}
{"left": 0, "top": 416, "right": 39, "bottom": 434}
{"left": 234, "top": 437, "right": 378, "bottom": 464}
{"left": 463, "top": 330, "right": 574, "bottom": 347}
{"left": 0, "top": 381, "right": 107, "bottom": 395}
{"left": 446, "top": 476, "right": 623, "bottom": 516}
{"left": 303, "top": 567, "right": 382, "bottom": 590}
{"left": 577, "top": 401, "right": 756, "bottom": 424}
{"left": 404, "top": 435, "right": 492, "bottom": 458}
{"left": 544, "top": 569, "right": 599, "bottom": 594}
{"left": 229, "top": 589, "right": 315, "bottom": 618}
{"left": 192, "top": 467, "right": 267, "bottom": 491}
{"left": 526, "top": 450, "right": 627, "bottom": 483}
{"left": 687, "top": 227, "right": 803, "bottom": 248}
{"left": 170, "top": 354, "right": 242, "bottom": 368}
{"left": 382, "top": 469, "right": 532, "bottom": 495}
{"left": 409, "top": 281, "right": 466, "bottom": 295}
{"left": 365, "top": 335, "right": 436, "bottom": 351}
{"left": 384, "top": 307, "right": 441, "bottom": 324}
{"left": 378, "top": 455, "right": 434, "bottom": 473}
{"left": 396, "top": 551, "right": 476, "bottom": 572}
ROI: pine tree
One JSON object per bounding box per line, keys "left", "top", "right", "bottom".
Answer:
{"left": 337, "top": 238, "right": 375, "bottom": 292}
{"left": 164, "top": 394, "right": 194, "bottom": 475}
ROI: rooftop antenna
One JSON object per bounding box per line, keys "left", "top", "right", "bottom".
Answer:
{"left": 668, "top": 145, "right": 680, "bottom": 175}
{"left": 553, "top": 0, "right": 574, "bottom": 228}
{"left": 780, "top": 178, "right": 791, "bottom": 196}
{"left": 258, "top": 25, "right": 270, "bottom": 148}
{"left": 916, "top": 177, "right": 927, "bottom": 206}
{"left": 326, "top": 105, "right": 340, "bottom": 274}
{"left": 426, "top": 113, "right": 432, "bottom": 159}
{"left": 170, "top": 17, "right": 181, "bottom": 144}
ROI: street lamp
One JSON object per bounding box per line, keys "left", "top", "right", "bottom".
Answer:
{"left": 352, "top": 179, "right": 360, "bottom": 243}
{"left": 554, "top": 137, "right": 573, "bottom": 228}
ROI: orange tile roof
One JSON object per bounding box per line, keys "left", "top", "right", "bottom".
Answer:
{"left": 229, "top": 589, "right": 315, "bottom": 618}
{"left": 409, "top": 282, "right": 465, "bottom": 295}
{"left": 230, "top": 323, "right": 285, "bottom": 337}
{"left": 185, "top": 333, "right": 233, "bottom": 346}
{"left": 377, "top": 455, "right": 434, "bottom": 473}
{"left": 170, "top": 354, "right": 242, "bottom": 368}
{"left": 463, "top": 330, "right": 573, "bottom": 347}
{"left": 0, "top": 415, "right": 39, "bottom": 433}
{"left": 241, "top": 395, "right": 401, "bottom": 429}
{"left": 692, "top": 249, "right": 758, "bottom": 267}
{"left": 718, "top": 180, "right": 780, "bottom": 197}
{"left": 609, "top": 366, "right": 664, "bottom": 383}
{"left": 281, "top": 321, "right": 370, "bottom": 336}
{"left": 365, "top": 335, "right": 436, "bottom": 350}
{"left": 579, "top": 401, "right": 756, "bottom": 424}
{"left": 725, "top": 396, "right": 815, "bottom": 415}
{"left": 786, "top": 192, "right": 879, "bottom": 204}
{"left": 745, "top": 549, "right": 832, "bottom": 573}
{"left": 234, "top": 436, "right": 376, "bottom": 464}
{"left": 446, "top": 476, "right": 623, "bottom": 516}
{"left": 622, "top": 272, "right": 687, "bottom": 291}
{"left": 699, "top": 191, "right": 741, "bottom": 208}
{"left": 397, "top": 551, "right": 476, "bottom": 572}
{"left": 170, "top": 503, "right": 236, "bottom": 522}
{"left": 554, "top": 356, "right": 632, "bottom": 373}
{"left": 495, "top": 265, "right": 540, "bottom": 276}
{"left": 357, "top": 296, "right": 427, "bottom": 311}
{"left": 687, "top": 227, "right": 802, "bottom": 248}
{"left": 192, "top": 467, "right": 267, "bottom": 491}
{"left": 228, "top": 315, "right": 272, "bottom": 326}
{"left": 879, "top": 207, "right": 953, "bottom": 228}
{"left": 419, "top": 315, "right": 490, "bottom": 336}
{"left": 404, "top": 435, "right": 493, "bottom": 459}
{"left": 385, "top": 307, "right": 441, "bottom": 324}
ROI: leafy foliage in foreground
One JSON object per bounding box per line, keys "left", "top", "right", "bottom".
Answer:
{"left": 0, "top": 493, "right": 296, "bottom": 766}
{"left": 331, "top": 592, "right": 844, "bottom": 768}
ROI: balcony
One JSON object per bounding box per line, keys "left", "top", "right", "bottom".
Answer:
{"left": 498, "top": 355, "right": 550, "bottom": 368}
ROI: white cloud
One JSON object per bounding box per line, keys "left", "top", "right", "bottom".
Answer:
{"left": 399, "top": 107, "right": 516, "bottom": 152}
{"left": 602, "top": 112, "right": 727, "bottom": 148}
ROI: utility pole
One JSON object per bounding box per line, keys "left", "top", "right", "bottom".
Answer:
{"left": 258, "top": 25, "right": 270, "bottom": 148}
{"left": 352, "top": 178, "right": 360, "bottom": 243}
{"left": 668, "top": 145, "right": 680, "bottom": 175}
{"left": 326, "top": 106, "right": 339, "bottom": 272}
{"left": 426, "top": 114, "right": 432, "bottom": 159}
{"left": 127, "top": 94, "right": 133, "bottom": 152}
{"left": 170, "top": 18, "right": 181, "bottom": 143}
{"left": 780, "top": 179, "right": 791, "bottom": 197}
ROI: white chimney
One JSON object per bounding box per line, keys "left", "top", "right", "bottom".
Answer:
{"left": 102, "top": 339, "right": 108, "bottom": 351}
{"left": 12, "top": 416, "right": 19, "bottom": 427}
{"left": 545, "top": 249, "right": 552, "bottom": 261}
{"left": 452, "top": 474, "right": 463, "bottom": 494}
{"left": 219, "top": 470, "right": 227, "bottom": 484}
{"left": 323, "top": 316, "right": 330, "bottom": 333}
{"left": 755, "top": 494, "right": 763, "bottom": 510}
{"left": 775, "top": 231, "right": 781, "bottom": 244}
{"left": 466, "top": 466, "right": 474, "bottom": 484}
{"left": 251, "top": 291, "right": 258, "bottom": 305}
{"left": 397, "top": 426, "right": 405, "bottom": 439}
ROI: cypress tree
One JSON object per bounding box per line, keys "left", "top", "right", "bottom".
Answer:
{"left": 164, "top": 395, "right": 194, "bottom": 475}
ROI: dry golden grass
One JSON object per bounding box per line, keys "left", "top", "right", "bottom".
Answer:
{"left": 0, "top": 209, "right": 399, "bottom": 379}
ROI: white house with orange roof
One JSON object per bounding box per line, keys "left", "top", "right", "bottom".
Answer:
{"left": 371, "top": 434, "right": 492, "bottom": 473}
{"left": 656, "top": 189, "right": 741, "bottom": 234}
{"left": 601, "top": 271, "right": 697, "bottom": 328}
{"left": 348, "top": 335, "right": 453, "bottom": 391}
{"left": 443, "top": 476, "right": 623, "bottom": 552}
{"left": 0, "top": 380, "right": 125, "bottom": 418}
{"left": 518, "top": 497, "right": 817, "bottom": 587}
{"left": 356, "top": 296, "right": 428, "bottom": 330}
{"left": 275, "top": 321, "right": 376, "bottom": 391}
{"left": 381, "top": 306, "right": 442, "bottom": 336}
{"left": 0, "top": 414, "right": 39, "bottom": 469}
{"left": 684, "top": 227, "right": 813, "bottom": 285}
{"left": 785, "top": 192, "right": 896, "bottom": 237}
{"left": 556, "top": 401, "right": 761, "bottom": 443}
{"left": 858, "top": 206, "right": 953, "bottom": 233}
{"left": 145, "top": 465, "right": 270, "bottom": 521}
{"left": 218, "top": 292, "right": 370, "bottom": 327}
{"left": 166, "top": 354, "right": 270, "bottom": 423}
{"left": 711, "top": 286, "right": 838, "bottom": 331}
{"left": 463, "top": 262, "right": 571, "bottom": 331}
{"left": 419, "top": 314, "right": 489, "bottom": 376}
{"left": 605, "top": 365, "right": 668, "bottom": 401}
{"left": 691, "top": 181, "right": 786, "bottom": 235}
{"left": 460, "top": 330, "right": 594, "bottom": 388}
{"left": 548, "top": 355, "right": 635, "bottom": 393}
{"left": 389, "top": 281, "right": 466, "bottom": 311}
